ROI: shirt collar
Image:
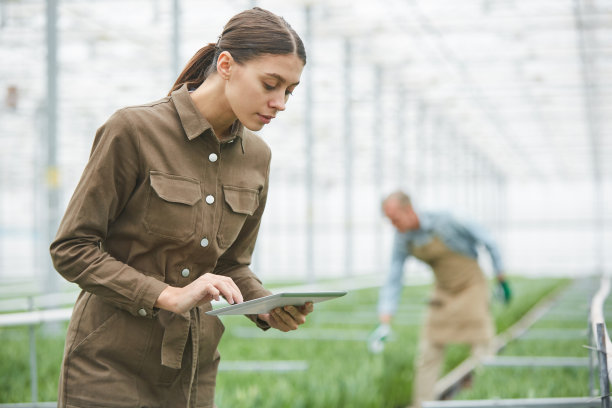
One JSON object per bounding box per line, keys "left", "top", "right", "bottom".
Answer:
{"left": 414, "top": 208, "right": 434, "bottom": 231}
{"left": 171, "top": 84, "right": 245, "bottom": 152}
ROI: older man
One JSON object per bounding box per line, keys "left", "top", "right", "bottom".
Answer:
{"left": 369, "top": 191, "right": 511, "bottom": 408}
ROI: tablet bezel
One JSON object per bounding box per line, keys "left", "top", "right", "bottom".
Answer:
{"left": 205, "top": 291, "right": 347, "bottom": 316}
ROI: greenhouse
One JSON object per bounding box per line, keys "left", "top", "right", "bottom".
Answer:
{"left": 0, "top": 0, "right": 611, "bottom": 407}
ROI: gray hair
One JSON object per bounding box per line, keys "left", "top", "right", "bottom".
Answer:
{"left": 382, "top": 190, "right": 412, "bottom": 208}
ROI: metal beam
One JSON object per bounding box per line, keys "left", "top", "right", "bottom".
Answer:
{"left": 517, "top": 328, "right": 587, "bottom": 340}
{"left": 573, "top": 0, "right": 605, "bottom": 277}
{"left": 232, "top": 326, "right": 372, "bottom": 341}
{"left": 391, "top": 0, "right": 545, "bottom": 179}
{"left": 422, "top": 397, "right": 601, "bottom": 408}
{"left": 343, "top": 37, "right": 353, "bottom": 278}
{"left": 45, "top": 0, "right": 59, "bottom": 297}
{"left": 304, "top": 3, "right": 314, "bottom": 284}
{"left": 171, "top": 0, "right": 180, "bottom": 77}
{"left": 434, "top": 282, "right": 570, "bottom": 400}
{"left": 373, "top": 64, "right": 383, "bottom": 265}
{"left": 481, "top": 356, "right": 589, "bottom": 367}
{"left": 513, "top": 62, "right": 569, "bottom": 178}
{"left": 218, "top": 360, "right": 308, "bottom": 372}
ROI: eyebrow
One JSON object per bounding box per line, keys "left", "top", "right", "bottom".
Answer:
{"left": 264, "top": 73, "right": 300, "bottom": 87}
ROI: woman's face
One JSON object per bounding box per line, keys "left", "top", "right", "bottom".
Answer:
{"left": 224, "top": 53, "right": 304, "bottom": 131}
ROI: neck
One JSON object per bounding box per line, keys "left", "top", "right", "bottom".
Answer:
{"left": 190, "top": 76, "right": 236, "bottom": 139}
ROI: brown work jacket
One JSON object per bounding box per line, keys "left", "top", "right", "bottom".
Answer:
{"left": 50, "top": 84, "right": 273, "bottom": 408}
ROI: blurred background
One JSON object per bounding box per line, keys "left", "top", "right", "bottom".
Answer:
{"left": 0, "top": 0, "right": 611, "bottom": 294}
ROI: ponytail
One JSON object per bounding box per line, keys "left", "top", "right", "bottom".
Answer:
{"left": 168, "top": 43, "right": 218, "bottom": 95}
{"left": 168, "top": 8, "right": 306, "bottom": 96}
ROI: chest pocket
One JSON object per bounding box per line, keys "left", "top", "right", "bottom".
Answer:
{"left": 217, "top": 185, "right": 259, "bottom": 249}
{"left": 144, "top": 171, "right": 202, "bottom": 240}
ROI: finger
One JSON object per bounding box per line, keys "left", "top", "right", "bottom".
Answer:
{"left": 221, "top": 276, "right": 243, "bottom": 303}
{"left": 217, "top": 280, "right": 243, "bottom": 305}
{"left": 271, "top": 307, "right": 299, "bottom": 330}
{"left": 282, "top": 305, "right": 307, "bottom": 325}
{"left": 223, "top": 277, "right": 243, "bottom": 303}
{"left": 200, "top": 274, "right": 243, "bottom": 304}
{"left": 204, "top": 283, "right": 221, "bottom": 302}
{"left": 299, "top": 302, "right": 314, "bottom": 315}
{"left": 268, "top": 312, "right": 291, "bottom": 332}
{"left": 207, "top": 275, "right": 242, "bottom": 305}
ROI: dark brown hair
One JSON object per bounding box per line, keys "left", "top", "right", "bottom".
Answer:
{"left": 169, "top": 7, "right": 306, "bottom": 95}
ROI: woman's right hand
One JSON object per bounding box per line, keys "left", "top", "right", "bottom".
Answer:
{"left": 155, "top": 273, "right": 243, "bottom": 314}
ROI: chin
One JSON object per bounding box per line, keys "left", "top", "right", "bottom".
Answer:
{"left": 250, "top": 124, "right": 265, "bottom": 131}
{"left": 242, "top": 120, "right": 265, "bottom": 132}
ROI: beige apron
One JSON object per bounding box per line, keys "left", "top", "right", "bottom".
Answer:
{"left": 412, "top": 236, "right": 494, "bottom": 345}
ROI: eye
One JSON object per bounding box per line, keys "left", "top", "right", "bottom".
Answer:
{"left": 263, "top": 82, "right": 275, "bottom": 91}
{"left": 285, "top": 89, "right": 293, "bottom": 96}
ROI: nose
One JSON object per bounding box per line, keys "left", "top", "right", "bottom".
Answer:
{"left": 269, "top": 92, "right": 286, "bottom": 111}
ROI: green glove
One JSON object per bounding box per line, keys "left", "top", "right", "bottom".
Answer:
{"left": 367, "top": 324, "right": 391, "bottom": 354}
{"left": 498, "top": 280, "right": 512, "bottom": 304}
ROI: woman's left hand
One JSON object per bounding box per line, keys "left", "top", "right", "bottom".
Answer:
{"left": 258, "top": 302, "right": 314, "bottom": 332}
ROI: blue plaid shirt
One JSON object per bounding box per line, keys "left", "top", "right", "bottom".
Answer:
{"left": 377, "top": 210, "right": 504, "bottom": 316}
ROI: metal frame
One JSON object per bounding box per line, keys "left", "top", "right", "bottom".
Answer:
{"left": 432, "top": 277, "right": 611, "bottom": 408}
{"left": 422, "top": 397, "right": 601, "bottom": 408}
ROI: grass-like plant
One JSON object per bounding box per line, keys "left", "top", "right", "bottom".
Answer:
{"left": 0, "top": 276, "right": 571, "bottom": 406}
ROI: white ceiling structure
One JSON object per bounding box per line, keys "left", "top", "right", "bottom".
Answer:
{"left": 0, "top": 0, "right": 610, "bottom": 280}
{"left": 2, "top": 0, "right": 608, "bottom": 183}
{"left": 309, "top": 0, "right": 612, "bottom": 182}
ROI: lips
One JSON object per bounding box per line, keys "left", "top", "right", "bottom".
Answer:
{"left": 257, "top": 113, "right": 275, "bottom": 124}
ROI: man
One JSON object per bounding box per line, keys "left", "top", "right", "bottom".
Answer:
{"left": 369, "top": 191, "right": 511, "bottom": 408}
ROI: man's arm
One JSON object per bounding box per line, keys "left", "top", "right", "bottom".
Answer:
{"left": 377, "top": 232, "right": 410, "bottom": 320}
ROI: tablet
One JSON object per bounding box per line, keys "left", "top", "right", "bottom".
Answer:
{"left": 205, "top": 291, "right": 347, "bottom": 316}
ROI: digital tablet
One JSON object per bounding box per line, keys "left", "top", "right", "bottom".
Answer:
{"left": 205, "top": 291, "right": 347, "bottom": 316}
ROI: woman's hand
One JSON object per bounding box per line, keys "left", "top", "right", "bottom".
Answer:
{"left": 258, "top": 302, "right": 314, "bottom": 332}
{"left": 155, "top": 273, "right": 243, "bottom": 314}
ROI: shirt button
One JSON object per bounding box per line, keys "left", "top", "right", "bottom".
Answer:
{"left": 181, "top": 268, "right": 190, "bottom": 278}
{"left": 200, "top": 237, "right": 209, "bottom": 247}
{"left": 209, "top": 153, "right": 218, "bottom": 162}
{"left": 206, "top": 195, "right": 215, "bottom": 204}
{"left": 138, "top": 308, "right": 147, "bottom": 317}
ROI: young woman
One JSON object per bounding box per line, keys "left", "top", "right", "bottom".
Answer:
{"left": 50, "top": 7, "right": 311, "bottom": 407}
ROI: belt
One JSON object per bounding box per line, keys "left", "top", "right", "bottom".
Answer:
{"left": 158, "top": 308, "right": 199, "bottom": 370}
{"left": 158, "top": 308, "right": 201, "bottom": 406}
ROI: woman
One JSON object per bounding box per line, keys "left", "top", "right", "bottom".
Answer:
{"left": 50, "top": 7, "right": 311, "bottom": 408}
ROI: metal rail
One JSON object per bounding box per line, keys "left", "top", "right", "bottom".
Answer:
{"left": 432, "top": 277, "right": 611, "bottom": 408}
{"left": 433, "top": 281, "right": 568, "bottom": 400}
{"left": 590, "top": 275, "right": 612, "bottom": 408}
{"left": 0, "top": 276, "right": 382, "bottom": 404}
{"left": 3, "top": 277, "right": 609, "bottom": 406}
{"left": 590, "top": 276, "right": 612, "bottom": 373}
{"left": 422, "top": 397, "right": 601, "bottom": 408}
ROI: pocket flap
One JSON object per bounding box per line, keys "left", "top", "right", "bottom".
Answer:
{"left": 223, "top": 185, "right": 259, "bottom": 215}
{"left": 150, "top": 172, "right": 202, "bottom": 206}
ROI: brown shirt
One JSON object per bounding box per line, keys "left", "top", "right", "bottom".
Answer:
{"left": 50, "top": 84, "right": 272, "bottom": 407}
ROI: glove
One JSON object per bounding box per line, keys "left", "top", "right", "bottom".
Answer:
{"left": 497, "top": 279, "right": 512, "bottom": 304}
{"left": 367, "top": 323, "right": 391, "bottom": 354}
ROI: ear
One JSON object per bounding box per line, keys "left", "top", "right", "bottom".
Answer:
{"left": 216, "top": 51, "right": 234, "bottom": 80}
